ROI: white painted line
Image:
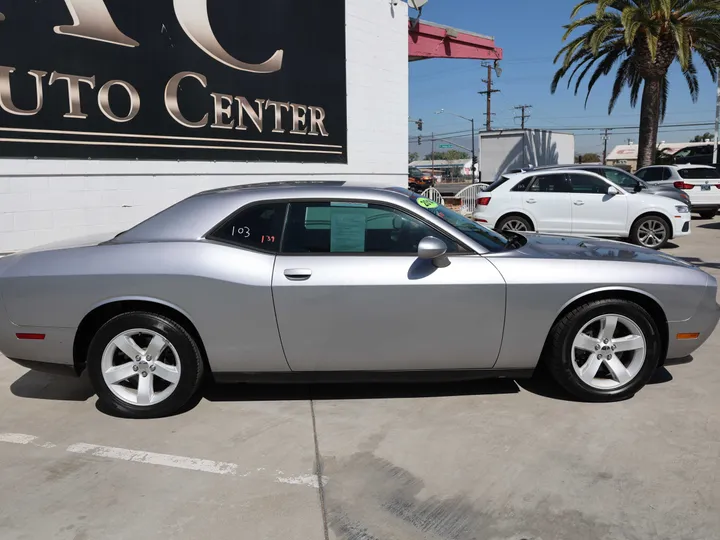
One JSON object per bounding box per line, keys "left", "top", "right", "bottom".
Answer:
{"left": 276, "top": 474, "right": 328, "bottom": 488}
{"left": 3, "top": 434, "right": 322, "bottom": 488}
{"left": 0, "top": 433, "right": 37, "bottom": 444}
{"left": 66, "top": 443, "right": 239, "bottom": 476}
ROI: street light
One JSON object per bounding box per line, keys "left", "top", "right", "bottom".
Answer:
{"left": 435, "top": 109, "right": 477, "bottom": 183}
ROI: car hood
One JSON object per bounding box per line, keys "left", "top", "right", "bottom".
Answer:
{"left": 514, "top": 233, "right": 695, "bottom": 268}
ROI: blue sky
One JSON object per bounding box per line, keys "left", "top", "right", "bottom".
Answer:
{"left": 409, "top": 0, "right": 718, "bottom": 158}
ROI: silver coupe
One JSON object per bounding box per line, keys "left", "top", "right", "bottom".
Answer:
{"left": 0, "top": 182, "right": 718, "bottom": 418}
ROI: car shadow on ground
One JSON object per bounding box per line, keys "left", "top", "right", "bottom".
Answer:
{"left": 698, "top": 221, "right": 720, "bottom": 230}
{"left": 679, "top": 256, "right": 720, "bottom": 270}
{"left": 662, "top": 241, "right": 680, "bottom": 250}
{"left": 10, "top": 370, "right": 95, "bottom": 401}
{"left": 9, "top": 366, "right": 676, "bottom": 417}
{"left": 202, "top": 377, "right": 520, "bottom": 404}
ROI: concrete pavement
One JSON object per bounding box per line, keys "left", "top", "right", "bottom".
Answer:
{"left": 1, "top": 218, "right": 719, "bottom": 540}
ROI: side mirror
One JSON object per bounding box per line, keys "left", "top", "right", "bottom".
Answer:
{"left": 633, "top": 183, "right": 642, "bottom": 193}
{"left": 418, "top": 236, "right": 450, "bottom": 268}
{"left": 607, "top": 186, "right": 620, "bottom": 195}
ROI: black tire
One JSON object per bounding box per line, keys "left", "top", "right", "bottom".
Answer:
{"left": 629, "top": 215, "right": 670, "bottom": 250}
{"left": 544, "top": 299, "right": 661, "bottom": 402}
{"left": 87, "top": 312, "right": 204, "bottom": 419}
{"left": 496, "top": 214, "right": 534, "bottom": 232}
{"left": 698, "top": 209, "right": 717, "bottom": 219}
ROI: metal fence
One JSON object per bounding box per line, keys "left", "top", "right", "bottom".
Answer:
{"left": 454, "top": 184, "right": 489, "bottom": 215}
{"left": 420, "top": 187, "right": 445, "bottom": 206}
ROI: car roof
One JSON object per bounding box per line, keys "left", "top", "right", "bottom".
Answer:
{"left": 670, "top": 164, "right": 716, "bottom": 169}
{"left": 111, "top": 183, "right": 417, "bottom": 244}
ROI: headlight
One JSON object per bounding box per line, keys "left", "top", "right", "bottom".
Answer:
{"left": 676, "top": 205, "right": 689, "bottom": 213}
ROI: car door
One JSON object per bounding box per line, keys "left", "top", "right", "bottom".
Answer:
{"left": 271, "top": 200, "right": 506, "bottom": 372}
{"left": 636, "top": 166, "right": 671, "bottom": 186}
{"left": 568, "top": 173, "right": 628, "bottom": 235}
{"left": 522, "top": 173, "right": 572, "bottom": 232}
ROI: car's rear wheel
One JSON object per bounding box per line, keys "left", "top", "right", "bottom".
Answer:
{"left": 545, "top": 299, "right": 660, "bottom": 402}
{"left": 496, "top": 214, "right": 533, "bottom": 232}
{"left": 698, "top": 208, "right": 717, "bottom": 219}
{"left": 630, "top": 215, "right": 670, "bottom": 249}
{"left": 87, "top": 312, "right": 204, "bottom": 418}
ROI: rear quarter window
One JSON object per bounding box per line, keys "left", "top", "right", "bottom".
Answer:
{"left": 678, "top": 168, "right": 720, "bottom": 180}
{"left": 485, "top": 175, "right": 512, "bottom": 192}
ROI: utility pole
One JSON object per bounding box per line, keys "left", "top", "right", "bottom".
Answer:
{"left": 714, "top": 67, "right": 720, "bottom": 165}
{"left": 514, "top": 105, "right": 532, "bottom": 130}
{"left": 431, "top": 132, "right": 435, "bottom": 178}
{"left": 479, "top": 63, "right": 500, "bottom": 131}
{"left": 602, "top": 128, "right": 610, "bottom": 165}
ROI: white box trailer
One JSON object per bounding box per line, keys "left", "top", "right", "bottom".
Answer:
{"left": 479, "top": 129, "right": 575, "bottom": 183}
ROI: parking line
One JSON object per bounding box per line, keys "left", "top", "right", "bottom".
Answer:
{"left": 66, "top": 443, "right": 240, "bottom": 476}
{"left": 0, "top": 433, "right": 38, "bottom": 444}
{"left": 2, "top": 433, "right": 323, "bottom": 486}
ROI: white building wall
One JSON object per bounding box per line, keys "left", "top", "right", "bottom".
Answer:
{"left": 0, "top": 0, "right": 409, "bottom": 253}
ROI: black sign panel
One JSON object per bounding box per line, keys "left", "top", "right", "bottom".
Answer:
{"left": 0, "top": 0, "right": 347, "bottom": 163}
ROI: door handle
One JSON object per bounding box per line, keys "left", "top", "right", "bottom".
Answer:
{"left": 574, "top": 200, "right": 585, "bottom": 206}
{"left": 284, "top": 268, "right": 312, "bottom": 281}
{"left": 526, "top": 198, "right": 537, "bottom": 204}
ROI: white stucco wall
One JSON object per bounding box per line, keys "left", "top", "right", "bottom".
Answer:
{"left": 0, "top": 0, "right": 409, "bottom": 253}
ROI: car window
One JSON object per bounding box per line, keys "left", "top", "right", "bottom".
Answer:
{"left": 510, "top": 177, "right": 533, "bottom": 191}
{"left": 528, "top": 173, "right": 570, "bottom": 193}
{"left": 673, "top": 148, "right": 693, "bottom": 158}
{"left": 485, "top": 175, "right": 512, "bottom": 192}
{"left": 636, "top": 167, "right": 663, "bottom": 182}
{"left": 601, "top": 168, "right": 638, "bottom": 189}
{"left": 208, "top": 202, "right": 287, "bottom": 252}
{"left": 282, "top": 202, "right": 461, "bottom": 254}
{"left": 568, "top": 173, "right": 609, "bottom": 193}
{"left": 678, "top": 168, "right": 720, "bottom": 180}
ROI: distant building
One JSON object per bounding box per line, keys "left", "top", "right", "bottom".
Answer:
{"left": 606, "top": 142, "right": 710, "bottom": 171}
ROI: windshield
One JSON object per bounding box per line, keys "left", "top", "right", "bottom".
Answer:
{"left": 678, "top": 168, "right": 720, "bottom": 180}
{"left": 409, "top": 194, "right": 513, "bottom": 252}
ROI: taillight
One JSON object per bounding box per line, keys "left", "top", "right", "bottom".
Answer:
{"left": 673, "top": 181, "right": 695, "bottom": 190}
{"left": 477, "top": 197, "right": 491, "bottom": 206}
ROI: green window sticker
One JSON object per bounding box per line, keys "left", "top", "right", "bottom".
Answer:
{"left": 416, "top": 197, "right": 438, "bottom": 209}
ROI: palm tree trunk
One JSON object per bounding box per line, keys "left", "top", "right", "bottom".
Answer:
{"left": 637, "top": 77, "right": 662, "bottom": 169}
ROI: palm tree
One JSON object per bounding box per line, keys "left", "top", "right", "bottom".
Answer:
{"left": 552, "top": 0, "right": 720, "bottom": 168}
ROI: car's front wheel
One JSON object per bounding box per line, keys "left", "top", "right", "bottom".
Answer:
{"left": 629, "top": 215, "right": 670, "bottom": 249}
{"left": 545, "top": 299, "right": 660, "bottom": 402}
{"left": 87, "top": 312, "right": 204, "bottom": 418}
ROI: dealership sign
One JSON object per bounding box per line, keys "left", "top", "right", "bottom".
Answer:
{"left": 0, "top": 0, "right": 347, "bottom": 163}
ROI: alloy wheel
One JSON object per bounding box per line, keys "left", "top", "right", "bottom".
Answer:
{"left": 570, "top": 314, "right": 646, "bottom": 390}
{"left": 637, "top": 219, "right": 667, "bottom": 248}
{"left": 501, "top": 219, "right": 529, "bottom": 232}
{"left": 100, "top": 329, "right": 181, "bottom": 406}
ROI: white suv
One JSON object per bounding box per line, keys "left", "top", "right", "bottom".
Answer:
{"left": 472, "top": 169, "right": 691, "bottom": 249}
{"left": 635, "top": 164, "right": 720, "bottom": 219}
